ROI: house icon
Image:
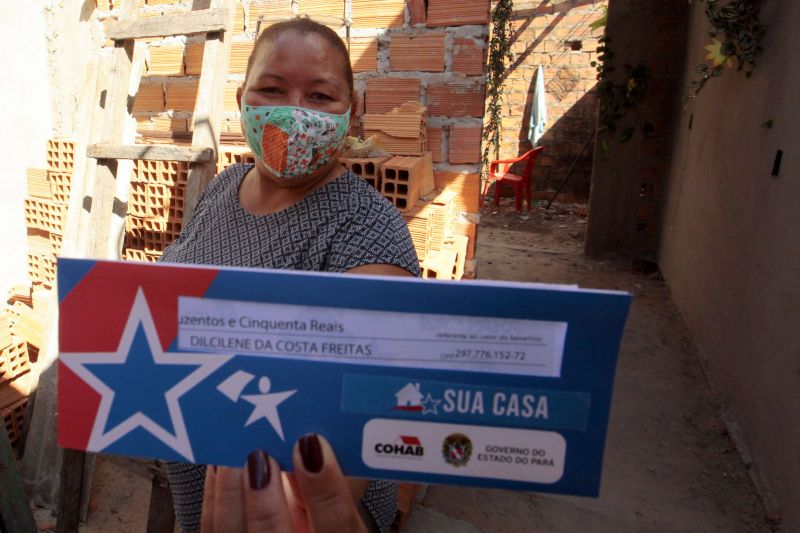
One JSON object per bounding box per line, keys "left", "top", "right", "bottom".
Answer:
{"left": 395, "top": 382, "right": 424, "bottom": 407}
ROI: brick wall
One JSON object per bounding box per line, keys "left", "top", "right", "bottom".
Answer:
{"left": 92, "top": 0, "right": 488, "bottom": 274}
{"left": 497, "top": 0, "right": 606, "bottom": 200}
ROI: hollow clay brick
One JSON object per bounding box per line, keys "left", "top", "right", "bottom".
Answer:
{"left": 363, "top": 101, "right": 427, "bottom": 156}
{"left": 408, "top": 0, "right": 426, "bottom": 25}
{"left": 452, "top": 38, "right": 485, "bottom": 76}
{"left": 27, "top": 253, "right": 57, "bottom": 287}
{"left": 427, "top": 127, "right": 443, "bottom": 163}
{"left": 147, "top": 45, "right": 185, "bottom": 76}
{"left": 166, "top": 80, "right": 199, "bottom": 112}
{"left": 26, "top": 169, "right": 51, "bottom": 199}
{"left": 133, "top": 82, "right": 166, "bottom": 113}
{"left": 390, "top": 33, "right": 446, "bottom": 72}
{"left": 365, "top": 78, "right": 421, "bottom": 114}
{"left": 402, "top": 207, "right": 433, "bottom": 261}
{"left": 434, "top": 171, "right": 480, "bottom": 212}
{"left": 224, "top": 81, "right": 241, "bottom": 113}
{"left": 381, "top": 155, "right": 425, "bottom": 211}
{"left": 454, "top": 219, "right": 477, "bottom": 259}
{"left": 427, "top": 0, "right": 490, "bottom": 27}
{"left": 351, "top": 0, "right": 405, "bottom": 29}
{"left": 184, "top": 43, "right": 204, "bottom": 75}
{"left": 46, "top": 139, "right": 76, "bottom": 174}
{"left": 420, "top": 248, "right": 458, "bottom": 280}
{"left": 448, "top": 126, "right": 482, "bottom": 164}
{"left": 297, "top": 0, "right": 345, "bottom": 20}
{"left": 350, "top": 37, "right": 378, "bottom": 73}
{"left": 442, "top": 234, "right": 469, "bottom": 280}
{"left": 229, "top": 41, "right": 255, "bottom": 75}
{"left": 248, "top": 3, "right": 292, "bottom": 33}
{"left": 24, "top": 198, "right": 67, "bottom": 235}
{"left": 340, "top": 156, "right": 390, "bottom": 190}
{"left": 49, "top": 232, "right": 63, "bottom": 255}
{"left": 49, "top": 173, "right": 72, "bottom": 205}
{"left": 1, "top": 397, "right": 28, "bottom": 449}
{"left": 426, "top": 83, "right": 485, "bottom": 117}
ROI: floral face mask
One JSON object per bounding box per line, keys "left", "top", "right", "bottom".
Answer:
{"left": 241, "top": 104, "right": 350, "bottom": 180}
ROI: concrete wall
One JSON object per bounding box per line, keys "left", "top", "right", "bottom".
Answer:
{"left": 584, "top": 0, "right": 689, "bottom": 257}
{"left": 0, "top": 2, "right": 53, "bottom": 298}
{"left": 659, "top": 2, "right": 800, "bottom": 529}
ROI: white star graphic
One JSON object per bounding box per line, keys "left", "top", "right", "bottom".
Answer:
{"left": 421, "top": 393, "right": 442, "bottom": 415}
{"left": 241, "top": 388, "right": 297, "bottom": 441}
{"left": 60, "top": 288, "right": 232, "bottom": 462}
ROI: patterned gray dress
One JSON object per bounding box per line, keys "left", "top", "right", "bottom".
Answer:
{"left": 160, "top": 163, "right": 420, "bottom": 532}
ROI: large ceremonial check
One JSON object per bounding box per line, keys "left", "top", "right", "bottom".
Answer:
{"left": 58, "top": 258, "right": 631, "bottom": 496}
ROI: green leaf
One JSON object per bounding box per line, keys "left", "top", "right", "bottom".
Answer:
{"left": 589, "top": 7, "right": 608, "bottom": 31}
{"left": 620, "top": 127, "right": 635, "bottom": 142}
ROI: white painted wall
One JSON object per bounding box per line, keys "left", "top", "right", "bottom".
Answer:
{"left": 0, "top": 1, "right": 53, "bottom": 297}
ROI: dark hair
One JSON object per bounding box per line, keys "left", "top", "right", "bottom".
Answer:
{"left": 244, "top": 17, "right": 354, "bottom": 95}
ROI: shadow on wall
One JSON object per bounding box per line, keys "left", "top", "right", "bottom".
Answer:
{"left": 494, "top": 0, "right": 603, "bottom": 201}
{"left": 517, "top": 86, "right": 597, "bottom": 200}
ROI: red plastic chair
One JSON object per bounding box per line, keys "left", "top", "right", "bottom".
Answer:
{"left": 481, "top": 147, "right": 544, "bottom": 211}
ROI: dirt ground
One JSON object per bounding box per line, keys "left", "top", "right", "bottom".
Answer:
{"left": 33, "top": 200, "right": 774, "bottom": 532}
{"left": 407, "top": 201, "right": 772, "bottom": 532}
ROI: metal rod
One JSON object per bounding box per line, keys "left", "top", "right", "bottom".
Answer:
{"left": 546, "top": 127, "right": 595, "bottom": 210}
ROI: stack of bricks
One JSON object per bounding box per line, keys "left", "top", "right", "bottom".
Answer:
{"left": 13, "top": 139, "right": 88, "bottom": 454}
{"left": 501, "top": 1, "right": 608, "bottom": 200}
{"left": 0, "top": 285, "right": 46, "bottom": 451}
{"left": 23, "top": 139, "right": 74, "bottom": 288}
{"left": 93, "top": 0, "right": 488, "bottom": 277}
{"left": 381, "top": 155, "right": 427, "bottom": 211}
{"left": 123, "top": 159, "right": 189, "bottom": 262}
{"left": 340, "top": 156, "right": 390, "bottom": 190}
{"left": 363, "top": 101, "right": 427, "bottom": 155}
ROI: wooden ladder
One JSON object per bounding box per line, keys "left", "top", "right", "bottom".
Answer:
{"left": 65, "top": 0, "right": 233, "bottom": 259}
{"left": 55, "top": 1, "right": 233, "bottom": 531}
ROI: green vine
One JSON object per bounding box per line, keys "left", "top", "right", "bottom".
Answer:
{"left": 591, "top": 9, "right": 652, "bottom": 147}
{"left": 481, "top": 0, "right": 514, "bottom": 176}
{"left": 688, "top": 0, "right": 766, "bottom": 98}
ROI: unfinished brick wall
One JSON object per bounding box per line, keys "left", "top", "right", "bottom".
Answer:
{"left": 498, "top": 0, "right": 606, "bottom": 200}
{"left": 93, "top": 0, "right": 488, "bottom": 275}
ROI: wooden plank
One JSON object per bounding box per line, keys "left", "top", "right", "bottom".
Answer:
{"left": 63, "top": 53, "right": 104, "bottom": 256}
{"left": 147, "top": 477, "right": 176, "bottom": 532}
{"left": 56, "top": 449, "right": 86, "bottom": 533}
{"left": 0, "top": 421, "right": 36, "bottom": 533}
{"left": 184, "top": 0, "right": 234, "bottom": 223}
{"left": 88, "top": 144, "right": 215, "bottom": 163}
{"left": 106, "top": 8, "right": 231, "bottom": 40}
{"left": 88, "top": 38, "right": 147, "bottom": 259}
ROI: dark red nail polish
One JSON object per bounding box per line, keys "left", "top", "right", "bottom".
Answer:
{"left": 299, "top": 434, "right": 324, "bottom": 473}
{"left": 247, "top": 450, "right": 271, "bottom": 490}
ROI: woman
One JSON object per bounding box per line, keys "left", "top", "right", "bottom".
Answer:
{"left": 161, "top": 16, "right": 419, "bottom": 533}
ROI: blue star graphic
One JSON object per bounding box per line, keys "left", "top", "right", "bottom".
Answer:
{"left": 86, "top": 324, "right": 202, "bottom": 434}
{"left": 60, "top": 288, "right": 232, "bottom": 461}
{"left": 421, "top": 393, "right": 442, "bottom": 415}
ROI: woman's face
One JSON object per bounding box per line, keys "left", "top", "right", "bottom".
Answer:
{"left": 240, "top": 30, "right": 353, "bottom": 115}
{"left": 238, "top": 30, "right": 354, "bottom": 188}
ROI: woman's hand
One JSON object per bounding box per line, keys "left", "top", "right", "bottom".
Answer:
{"left": 201, "top": 434, "right": 368, "bottom": 533}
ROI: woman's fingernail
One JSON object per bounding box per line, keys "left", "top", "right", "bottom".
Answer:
{"left": 247, "top": 450, "right": 271, "bottom": 490}
{"left": 299, "top": 434, "right": 324, "bottom": 473}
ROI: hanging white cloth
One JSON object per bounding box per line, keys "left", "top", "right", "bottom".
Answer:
{"left": 528, "top": 65, "right": 547, "bottom": 146}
